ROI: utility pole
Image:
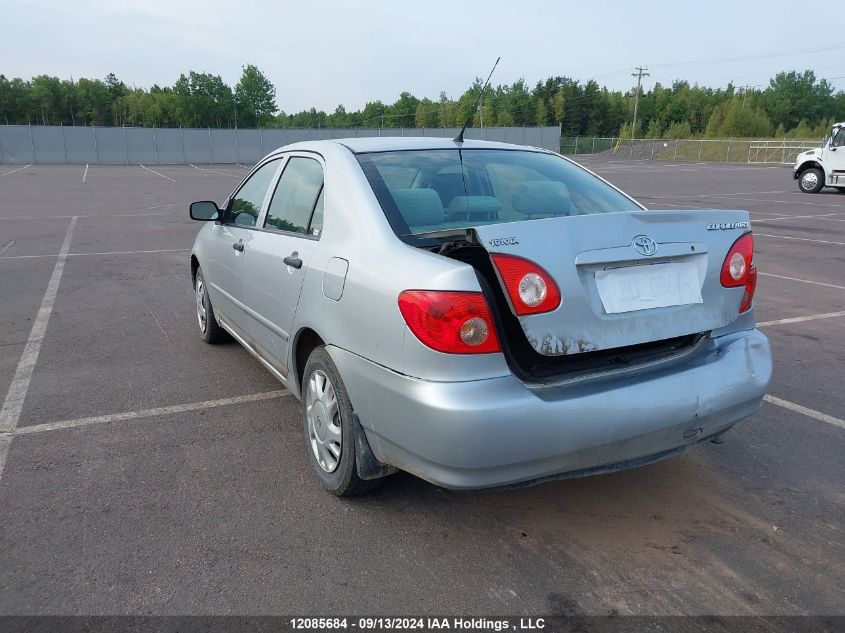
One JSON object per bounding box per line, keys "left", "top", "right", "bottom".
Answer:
{"left": 631, "top": 66, "right": 650, "bottom": 140}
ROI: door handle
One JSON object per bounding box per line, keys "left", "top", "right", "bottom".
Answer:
{"left": 283, "top": 254, "right": 303, "bottom": 269}
{"left": 232, "top": 241, "right": 245, "bottom": 252}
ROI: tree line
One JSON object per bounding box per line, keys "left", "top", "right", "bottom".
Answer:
{"left": 1, "top": 65, "right": 843, "bottom": 139}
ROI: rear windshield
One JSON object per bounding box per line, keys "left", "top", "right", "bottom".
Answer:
{"left": 356, "top": 149, "right": 642, "bottom": 238}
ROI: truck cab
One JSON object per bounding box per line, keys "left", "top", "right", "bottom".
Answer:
{"left": 794, "top": 122, "right": 845, "bottom": 193}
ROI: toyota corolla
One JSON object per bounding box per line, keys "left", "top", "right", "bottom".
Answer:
{"left": 189, "top": 138, "right": 772, "bottom": 495}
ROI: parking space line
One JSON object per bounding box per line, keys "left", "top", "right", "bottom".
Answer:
{"left": 756, "top": 233, "right": 845, "bottom": 246}
{"left": 643, "top": 192, "right": 845, "bottom": 209}
{"left": 1, "top": 211, "right": 176, "bottom": 220}
{"left": 709, "top": 196, "right": 844, "bottom": 209}
{"left": 139, "top": 163, "right": 176, "bottom": 182}
{"left": 764, "top": 395, "right": 845, "bottom": 431}
{"left": 757, "top": 311, "right": 845, "bottom": 327}
{"left": 0, "top": 434, "right": 10, "bottom": 485}
{"left": 808, "top": 216, "right": 845, "bottom": 222}
{"left": 67, "top": 248, "right": 190, "bottom": 257}
{"left": 0, "top": 164, "right": 32, "bottom": 177}
{"left": 716, "top": 190, "right": 792, "bottom": 196}
{"left": 189, "top": 163, "right": 242, "bottom": 178}
{"left": 759, "top": 272, "right": 845, "bottom": 290}
{"left": 0, "top": 248, "right": 190, "bottom": 260}
{"left": 0, "top": 240, "right": 14, "bottom": 254}
{"left": 637, "top": 199, "right": 795, "bottom": 216}
{"left": 753, "top": 213, "right": 845, "bottom": 223}
{"left": 82, "top": 164, "right": 89, "bottom": 183}
{"left": 661, "top": 190, "right": 792, "bottom": 197}
{"left": 146, "top": 304, "right": 172, "bottom": 348}
{"left": 0, "top": 216, "right": 77, "bottom": 439}
{"left": 645, "top": 201, "right": 713, "bottom": 210}
{"left": 14, "top": 390, "right": 290, "bottom": 436}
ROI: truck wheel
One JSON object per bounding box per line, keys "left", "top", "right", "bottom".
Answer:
{"left": 798, "top": 168, "right": 824, "bottom": 193}
{"left": 301, "top": 346, "right": 382, "bottom": 496}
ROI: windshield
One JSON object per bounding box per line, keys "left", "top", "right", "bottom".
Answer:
{"left": 357, "top": 149, "right": 642, "bottom": 238}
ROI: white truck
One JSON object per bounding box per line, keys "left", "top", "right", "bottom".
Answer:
{"left": 794, "top": 122, "right": 845, "bottom": 193}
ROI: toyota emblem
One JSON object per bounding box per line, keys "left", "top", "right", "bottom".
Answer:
{"left": 632, "top": 235, "right": 657, "bottom": 256}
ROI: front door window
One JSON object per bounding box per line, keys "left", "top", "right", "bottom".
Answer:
{"left": 228, "top": 159, "right": 282, "bottom": 227}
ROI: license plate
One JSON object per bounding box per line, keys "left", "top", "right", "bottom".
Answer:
{"left": 595, "top": 261, "right": 703, "bottom": 314}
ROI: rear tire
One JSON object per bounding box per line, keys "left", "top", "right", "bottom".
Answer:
{"left": 798, "top": 168, "right": 824, "bottom": 193}
{"left": 194, "top": 267, "right": 229, "bottom": 344}
{"left": 301, "top": 346, "right": 381, "bottom": 496}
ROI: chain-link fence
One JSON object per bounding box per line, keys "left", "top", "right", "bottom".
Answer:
{"left": 560, "top": 136, "right": 821, "bottom": 164}
{"left": 0, "top": 125, "right": 563, "bottom": 164}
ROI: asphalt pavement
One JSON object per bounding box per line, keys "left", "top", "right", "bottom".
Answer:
{"left": 0, "top": 158, "right": 842, "bottom": 617}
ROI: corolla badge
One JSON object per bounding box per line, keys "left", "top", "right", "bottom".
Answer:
{"left": 706, "top": 221, "right": 750, "bottom": 230}
{"left": 632, "top": 234, "right": 657, "bottom": 256}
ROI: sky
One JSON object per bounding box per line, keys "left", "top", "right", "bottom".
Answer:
{"left": 2, "top": 0, "right": 843, "bottom": 113}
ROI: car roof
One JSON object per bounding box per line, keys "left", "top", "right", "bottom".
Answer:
{"left": 266, "top": 136, "right": 554, "bottom": 156}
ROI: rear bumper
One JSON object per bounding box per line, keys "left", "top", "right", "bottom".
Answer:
{"left": 329, "top": 329, "right": 772, "bottom": 489}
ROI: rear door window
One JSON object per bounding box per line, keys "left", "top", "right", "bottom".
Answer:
{"left": 264, "top": 157, "right": 324, "bottom": 236}
{"left": 308, "top": 189, "right": 325, "bottom": 237}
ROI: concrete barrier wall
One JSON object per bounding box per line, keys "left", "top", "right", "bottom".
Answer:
{"left": 0, "top": 125, "right": 562, "bottom": 164}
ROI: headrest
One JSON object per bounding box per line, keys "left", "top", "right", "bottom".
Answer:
{"left": 389, "top": 188, "right": 445, "bottom": 228}
{"left": 511, "top": 181, "right": 570, "bottom": 216}
{"left": 446, "top": 196, "right": 502, "bottom": 221}
{"left": 433, "top": 166, "right": 468, "bottom": 176}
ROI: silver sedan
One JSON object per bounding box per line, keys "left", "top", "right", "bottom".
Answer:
{"left": 189, "top": 138, "right": 771, "bottom": 495}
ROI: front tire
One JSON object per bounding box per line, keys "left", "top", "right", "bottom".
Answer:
{"left": 302, "top": 346, "right": 380, "bottom": 496}
{"left": 798, "top": 168, "right": 824, "bottom": 193}
{"left": 194, "top": 267, "right": 229, "bottom": 344}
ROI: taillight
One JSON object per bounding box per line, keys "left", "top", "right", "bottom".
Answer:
{"left": 398, "top": 290, "right": 501, "bottom": 354}
{"left": 720, "top": 233, "right": 756, "bottom": 313}
{"left": 490, "top": 253, "right": 561, "bottom": 315}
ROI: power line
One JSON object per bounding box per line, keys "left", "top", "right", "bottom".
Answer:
{"left": 586, "top": 41, "right": 845, "bottom": 82}
{"left": 591, "top": 67, "right": 633, "bottom": 80}
{"left": 648, "top": 41, "right": 845, "bottom": 69}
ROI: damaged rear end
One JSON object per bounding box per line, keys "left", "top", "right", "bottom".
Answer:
{"left": 345, "top": 143, "right": 771, "bottom": 488}
{"left": 438, "top": 210, "right": 756, "bottom": 383}
{"left": 358, "top": 146, "right": 759, "bottom": 383}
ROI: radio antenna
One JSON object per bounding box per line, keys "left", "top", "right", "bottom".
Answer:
{"left": 454, "top": 56, "right": 500, "bottom": 143}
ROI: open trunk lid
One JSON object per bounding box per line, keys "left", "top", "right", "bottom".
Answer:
{"left": 473, "top": 209, "right": 752, "bottom": 356}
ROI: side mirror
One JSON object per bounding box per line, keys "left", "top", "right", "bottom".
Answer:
{"left": 190, "top": 201, "right": 221, "bottom": 221}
